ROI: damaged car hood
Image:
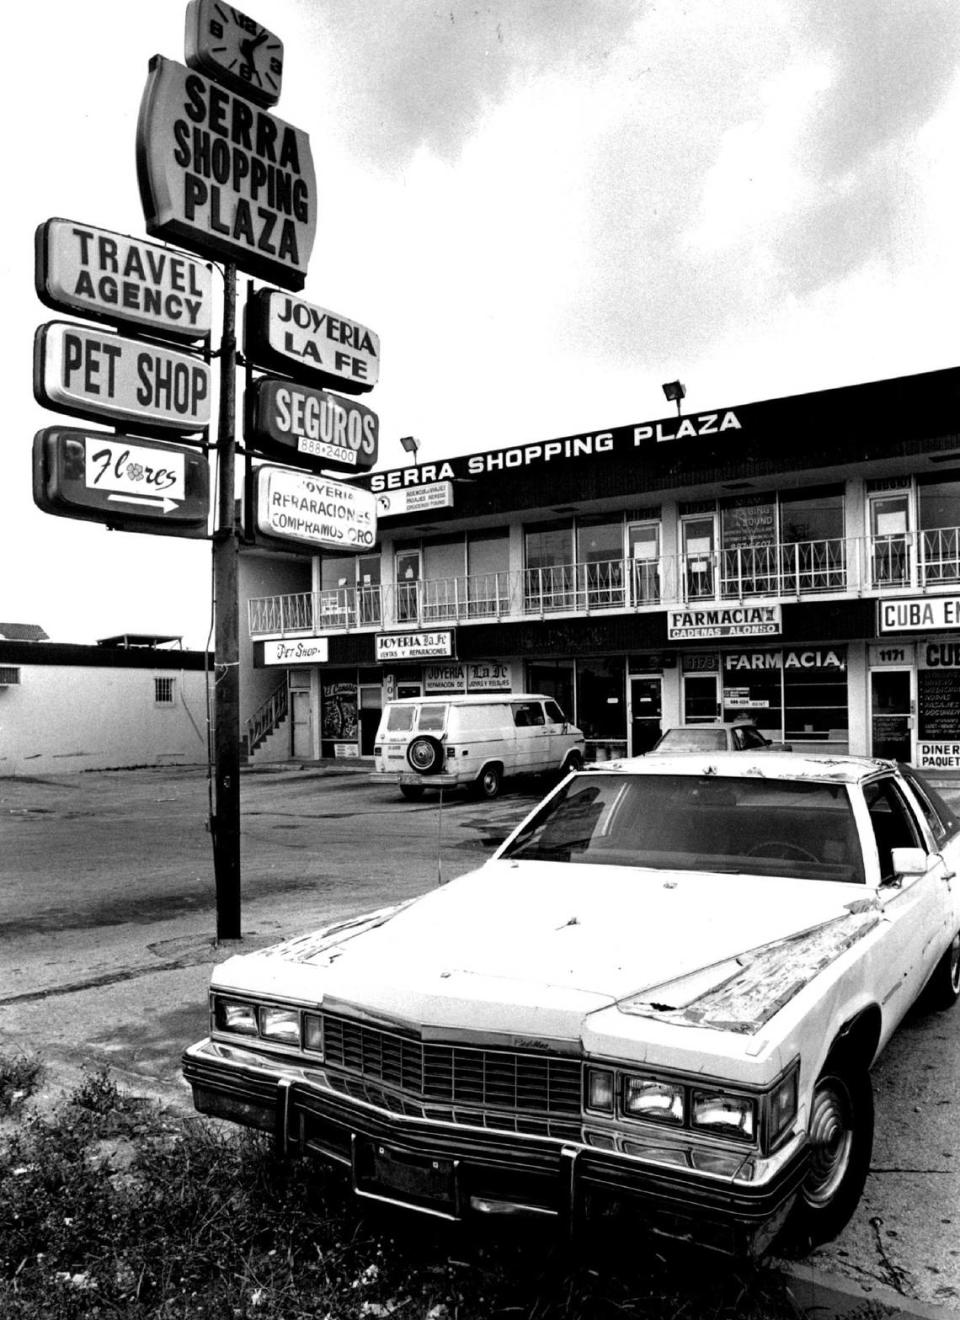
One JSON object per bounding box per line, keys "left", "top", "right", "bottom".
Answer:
{"left": 213, "top": 861, "right": 878, "bottom": 1034}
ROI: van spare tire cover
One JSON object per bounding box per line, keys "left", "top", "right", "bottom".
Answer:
{"left": 407, "top": 735, "right": 444, "bottom": 775}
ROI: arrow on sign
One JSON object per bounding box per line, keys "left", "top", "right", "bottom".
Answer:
{"left": 107, "top": 493, "right": 181, "bottom": 513}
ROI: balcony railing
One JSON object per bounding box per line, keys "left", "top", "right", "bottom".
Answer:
{"left": 247, "top": 529, "right": 960, "bottom": 637}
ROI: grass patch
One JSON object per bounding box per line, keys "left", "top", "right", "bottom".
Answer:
{"left": 0, "top": 1061, "right": 810, "bottom": 1319}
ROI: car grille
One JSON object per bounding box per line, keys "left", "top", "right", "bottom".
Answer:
{"left": 321, "top": 1013, "right": 583, "bottom": 1138}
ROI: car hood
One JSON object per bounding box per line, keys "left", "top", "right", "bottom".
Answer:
{"left": 214, "top": 860, "right": 875, "bottom": 1039}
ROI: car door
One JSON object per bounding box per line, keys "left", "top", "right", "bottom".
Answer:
{"left": 863, "top": 775, "right": 951, "bottom": 1029}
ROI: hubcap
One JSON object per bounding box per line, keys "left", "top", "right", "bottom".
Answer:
{"left": 803, "top": 1076, "right": 854, "bottom": 1208}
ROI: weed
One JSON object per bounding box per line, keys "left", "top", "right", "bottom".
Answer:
{"left": 0, "top": 1060, "right": 804, "bottom": 1319}
{"left": 0, "top": 1054, "right": 44, "bottom": 1115}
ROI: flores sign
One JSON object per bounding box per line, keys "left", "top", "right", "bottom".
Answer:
{"left": 136, "top": 56, "right": 316, "bottom": 290}
{"left": 245, "top": 289, "right": 379, "bottom": 393}
{"left": 246, "top": 378, "right": 378, "bottom": 472}
{"left": 34, "top": 322, "right": 210, "bottom": 433}
{"left": 36, "top": 219, "right": 212, "bottom": 341}
{"left": 33, "top": 427, "right": 209, "bottom": 536}
{"left": 255, "top": 466, "right": 377, "bottom": 550}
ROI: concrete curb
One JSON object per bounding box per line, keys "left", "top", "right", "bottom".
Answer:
{"left": 779, "top": 1260, "right": 960, "bottom": 1319}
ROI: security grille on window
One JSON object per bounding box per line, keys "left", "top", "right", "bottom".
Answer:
{"left": 154, "top": 677, "right": 176, "bottom": 705}
{"left": 0, "top": 667, "right": 20, "bottom": 685}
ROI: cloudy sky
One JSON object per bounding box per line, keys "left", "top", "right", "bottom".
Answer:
{"left": 3, "top": 0, "right": 960, "bottom": 647}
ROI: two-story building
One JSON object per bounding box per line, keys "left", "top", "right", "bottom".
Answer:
{"left": 238, "top": 364, "right": 960, "bottom": 771}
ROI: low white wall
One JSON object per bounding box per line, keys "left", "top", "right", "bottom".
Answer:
{"left": 0, "top": 663, "right": 209, "bottom": 775}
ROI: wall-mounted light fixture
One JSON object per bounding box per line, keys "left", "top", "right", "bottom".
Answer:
{"left": 661, "top": 380, "right": 686, "bottom": 417}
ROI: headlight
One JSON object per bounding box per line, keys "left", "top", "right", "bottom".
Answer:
{"left": 691, "top": 1089, "right": 756, "bottom": 1141}
{"left": 624, "top": 1076, "right": 684, "bottom": 1124}
{"left": 259, "top": 1006, "right": 301, "bottom": 1046}
{"left": 216, "top": 999, "right": 258, "bottom": 1036}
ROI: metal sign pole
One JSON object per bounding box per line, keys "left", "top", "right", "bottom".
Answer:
{"left": 212, "top": 260, "right": 241, "bottom": 940}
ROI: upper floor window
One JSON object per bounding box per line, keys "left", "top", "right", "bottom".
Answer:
{"left": 154, "top": 676, "right": 176, "bottom": 705}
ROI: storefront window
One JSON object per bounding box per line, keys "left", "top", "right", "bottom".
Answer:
{"left": 919, "top": 475, "right": 960, "bottom": 584}
{"left": 720, "top": 496, "right": 776, "bottom": 596}
{"left": 527, "top": 662, "right": 574, "bottom": 723}
{"left": 576, "top": 658, "right": 625, "bottom": 752}
{"left": 576, "top": 519, "right": 624, "bottom": 607}
{"left": 779, "top": 488, "right": 845, "bottom": 591}
{"left": 466, "top": 531, "right": 509, "bottom": 617}
{"left": 722, "top": 647, "right": 848, "bottom": 748}
{"left": 525, "top": 522, "right": 574, "bottom": 611}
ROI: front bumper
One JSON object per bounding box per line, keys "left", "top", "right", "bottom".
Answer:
{"left": 183, "top": 1037, "right": 809, "bottom": 1255}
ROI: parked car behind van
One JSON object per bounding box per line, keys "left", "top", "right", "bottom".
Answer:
{"left": 373, "top": 693, "right": 585, "bottom": 799}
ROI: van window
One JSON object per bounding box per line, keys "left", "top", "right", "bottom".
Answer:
{"left": 544, "top": 701, "right": 566, "bottom": 725}
{"left": 386, "top": 706, "right": 416, "bottom": 732}
{"left": 457, "top": 703, "right": 509, "bottom": 731}
{"left": 418, "top": 705, "right": 448, "bottom": 731}
{"left": 513, "top": 702, "right": 545, "bottom": 728}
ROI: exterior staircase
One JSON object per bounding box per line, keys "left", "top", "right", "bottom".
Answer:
{"left": 240, "top": 682, "right": 289, "bottom": 764}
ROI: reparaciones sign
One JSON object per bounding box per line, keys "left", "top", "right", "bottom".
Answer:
{"left": 136, "top": 55, "right": 316, "bottom": 290}
{"left": 34, "top": 322, "right": 211, "bottom": 434}
{"left": 36, "top": 219, "right": 212, "bottom": 341}
{"left": 246, "top": 378, "right": 378, "bottom": 473}
{"left": 255, "top": 466, "right": 377, "bottom": 550}
{"left": 245, "top": 288, "right": 379, "bottom": 393}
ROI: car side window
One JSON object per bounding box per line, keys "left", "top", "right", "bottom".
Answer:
{"left": 864, "top": 778, "right": 924, "bottom": 882}
{"left": 544, "top": 700, "right": 566, "bottom": 725}
{"left": 739, "top": 727, "right": 769, "bottom": 749}
{"left": 899, "top": 765, "right": 960, "bottom": 845}
{"left": 513, "top": 703, "right": 544, "bottom": 727}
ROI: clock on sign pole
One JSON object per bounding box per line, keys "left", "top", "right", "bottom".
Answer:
{"left": 184, "top": 0, "right": 283, "bottom": 106}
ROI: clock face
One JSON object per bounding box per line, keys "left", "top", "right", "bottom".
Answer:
{"left": 185, "top": 0, "right": 284, "bottom": 107}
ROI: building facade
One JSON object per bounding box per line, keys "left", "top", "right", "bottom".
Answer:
{"left": 0, "top": 638, "right": 210, "bottom": 774}
{"left": 239, "top": 365, "right": 960, "bottom": 770}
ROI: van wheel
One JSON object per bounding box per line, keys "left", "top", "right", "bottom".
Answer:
{"left": 562, "top": 751, "right": 583, "bottom": 776}
{"left": 778, "top": 1062, "right": 873, "bottom": 1253}
{"left": 474, "top": 764, "right": 503, "bottom": 800}
{"left": 399, "top": 784, "right": 426, "bottom": 801}
{"left": 407, "top": 735, "right": 444, "bottom": 775}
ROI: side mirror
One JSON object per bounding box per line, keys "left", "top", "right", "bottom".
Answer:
{"left": 890, "top": 846, "right": 928, "bottom": 879}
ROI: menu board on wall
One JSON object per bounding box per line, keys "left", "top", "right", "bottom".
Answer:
{"left": 918, "top": 668, "right": 960, "bottom": 740}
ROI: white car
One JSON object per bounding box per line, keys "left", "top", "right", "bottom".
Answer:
{"left": 183, "top": 754, "right": 960, "bottom": 1256}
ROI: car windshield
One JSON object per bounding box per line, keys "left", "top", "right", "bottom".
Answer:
{"left": 500, "top": 773, "right": 866, "bottom": 883}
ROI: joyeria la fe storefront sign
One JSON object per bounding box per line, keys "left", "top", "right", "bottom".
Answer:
{"left": 136, "top": 55, "right": 317, "bottom": 290}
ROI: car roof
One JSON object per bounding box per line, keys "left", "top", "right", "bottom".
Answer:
{"left": 385, "top": 693, "right": 551, "bottom": 706}
{"left": 588, "top": 750, "right": 898, "bottom": 785}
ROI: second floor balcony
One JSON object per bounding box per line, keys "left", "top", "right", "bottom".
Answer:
{"left": 248, "top": 528, "right": 960, "bottom": 638}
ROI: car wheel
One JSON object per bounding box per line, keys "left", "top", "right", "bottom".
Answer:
{"left": 780, "top": 1063, "right": 873, "bottom": 1253}
{"left": 926, "top": 930, "right": 960, "bottom": 1010}
{"left": 406, "top": 735, "right": 444, "bottom": 775}
{"left": 562, "top": 751, "right": 583, "bottom": 775}
{"left": 399, "top": 784, "right": 426, "bottom": 801}
{"left": 474, "top": 764, "right": 503, "bottom": 799}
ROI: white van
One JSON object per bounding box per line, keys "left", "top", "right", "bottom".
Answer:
{"left": 373, "top": 693, "right": 585, "bottom": 800}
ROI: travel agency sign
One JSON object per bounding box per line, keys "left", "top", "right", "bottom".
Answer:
{"left": 136, "top": 55, "right": 317, "bottom": 290}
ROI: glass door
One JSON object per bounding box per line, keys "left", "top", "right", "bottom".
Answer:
{"left": 682, "top": 515, "right": 716, "bottom": 600}
{"left": 395, "top": 549, "right": 421, "bottom": 622}
{"left": 628, "top": 522, "right": 661, "bottom": 604}
{"left": 870, "top": 668, "right": 914, "bottom": 761}
{"left": 630, "top": 676, "right": 662, "bottom": 754}
{"left": 869, "top": 493, "right": 911, "bottom": 588}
